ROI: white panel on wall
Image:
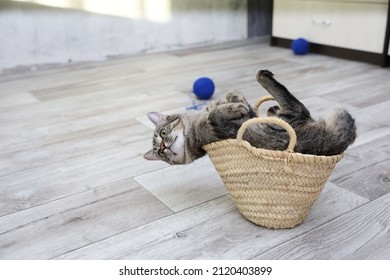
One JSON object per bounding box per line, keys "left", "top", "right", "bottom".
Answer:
{"left": 0, "top": 0, "right": 247, "bottom": 70}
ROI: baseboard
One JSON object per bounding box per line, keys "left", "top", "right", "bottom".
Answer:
{"left": 271, "top": 37, "right": 389, "bottom": 67}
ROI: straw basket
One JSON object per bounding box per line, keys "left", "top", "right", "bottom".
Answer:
{"left": 203, "top": 96, "right": 343, "bottom": 229}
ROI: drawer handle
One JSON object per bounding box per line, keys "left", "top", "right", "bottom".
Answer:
{"left": 312, "top": 19, "right": 332, "bottom": 26}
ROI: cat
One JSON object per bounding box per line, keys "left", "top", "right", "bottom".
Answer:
{"left": 144, "top": 70, "right": 357, "bottom": 165}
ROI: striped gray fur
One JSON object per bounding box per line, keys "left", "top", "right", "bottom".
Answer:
{"left": 144, "top": 70, "right": 356, "bottom": 165}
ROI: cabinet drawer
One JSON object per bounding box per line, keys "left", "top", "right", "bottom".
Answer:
{"left": 295, "top": 0, "right": 388, "bottom": 3}
{"left": 272, "top": 0, "right": 388, "bottom": 53}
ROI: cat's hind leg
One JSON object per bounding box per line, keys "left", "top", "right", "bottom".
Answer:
{"left": 256, "top": 70, "right": 310, "bottom": 117}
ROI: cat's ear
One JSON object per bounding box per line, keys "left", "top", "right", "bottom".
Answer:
{"left": 143, "top": 150, "right": 160, "bottom": 161}
{"left": 147, "top": 112, "right": 167, "bottom": 126}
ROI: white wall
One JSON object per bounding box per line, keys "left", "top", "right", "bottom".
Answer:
{"left": 0, "top": 0, "right": 247, "bottom": 70}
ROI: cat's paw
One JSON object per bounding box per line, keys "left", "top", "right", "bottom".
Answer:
{"left": 209, "top": 103, "right": 249, "bottom": 122}
{"left": 226, "top": 89, "right": 247, "bottom": 104}
{"left": 267, "top": 105, "right": 281, "bottom": 116}
{"left": 229, "top": 103, "right": 249, "bottom": 119}
{"left": 256, "top": 69, "right": 274, "bottom": 84}
{"left": 206, "top": 99, "right": 226, "bottom": 111}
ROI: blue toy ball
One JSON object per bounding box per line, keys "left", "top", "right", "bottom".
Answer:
{"left": 192, "top": 77, "right": 215, "bottom": 99}
{"left": 291, "top": 38, "right": 309, "bottom": 55}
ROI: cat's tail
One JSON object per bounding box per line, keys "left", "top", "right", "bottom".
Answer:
{"left": 323, "top": 108, "right": 357, "bottom": 153}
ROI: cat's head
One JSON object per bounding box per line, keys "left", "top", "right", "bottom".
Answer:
{"left": 143, "top": 112, "right": 187, "bottom": 165}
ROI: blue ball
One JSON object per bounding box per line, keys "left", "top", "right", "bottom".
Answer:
{"left": 192, "top": 77, "right": 215, "bottom": 99}
{"left": 291, "top": 38, "right": 309, "bottom": 55}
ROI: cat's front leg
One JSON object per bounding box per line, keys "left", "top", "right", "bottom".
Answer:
{"left": 205, "top": 99, "right": 226, "bottom": 112}
{"left": 208, "top": 103, "right": 250, "bottom": 139}
{"left": 226, "top": 89, "right": 257, "bottom": 119}
{"left": 209, "top": 103, "right": 249, "bottom": 121}
{"left": 225, "top": 89, "right": 249, "bottom": 105}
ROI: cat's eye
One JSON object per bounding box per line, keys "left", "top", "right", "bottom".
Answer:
{"left": 158, "top": 149, "right": 164, "bottom": 157}
{"left": 159, "top": 129, "right": 167, "bottom": 138}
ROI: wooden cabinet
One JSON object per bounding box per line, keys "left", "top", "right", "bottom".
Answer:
{"left": 271, "top": 0, "right": 390, "bottom": 66}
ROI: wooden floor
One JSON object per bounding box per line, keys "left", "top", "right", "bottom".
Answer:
{"left": 0, "top": 38, "right": 389, "bottom": 260}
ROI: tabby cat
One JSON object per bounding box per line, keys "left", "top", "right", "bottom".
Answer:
{"left": 144, "top": 70, "right": 356, "bottom": 164}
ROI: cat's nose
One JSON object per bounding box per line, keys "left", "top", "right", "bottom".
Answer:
{"left": 160, "top": 142, "right": 166, "bottom": 150}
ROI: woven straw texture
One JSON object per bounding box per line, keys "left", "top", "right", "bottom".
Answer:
{"left": 203, "top": 96, "right": 343, "bottom": 229}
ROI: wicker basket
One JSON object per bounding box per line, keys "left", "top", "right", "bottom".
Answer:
{"left": 203, "top": 96, "right": 343, "bottom": 229}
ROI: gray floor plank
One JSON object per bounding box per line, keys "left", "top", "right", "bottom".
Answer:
{"left": 334, "top": 159, "right": 390, "bottom": 200}
{"left": 134, "top": 157, "right": 227, "bottom": 212}
{"left": 56, "top": 183, "right": 368, "bottom": 260}
{"left": 254, "top": 192, "right": 390, "bottom": 260}
{"left": 0, "top": 179, "right": 173, "bottom": 259}
{"left": 0, "top": 138, "right": 167, "bottom": 216}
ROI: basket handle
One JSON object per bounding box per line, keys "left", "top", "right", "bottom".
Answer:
{"left": 253, "top": 95, "right": 275, "bottom": 114}
{"left": 236, "top": 117, "right": 298, "bottom": 153}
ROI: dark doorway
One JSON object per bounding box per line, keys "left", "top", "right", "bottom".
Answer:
{"left": 248, "top": 0, "right": 273, "bottom": 37}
